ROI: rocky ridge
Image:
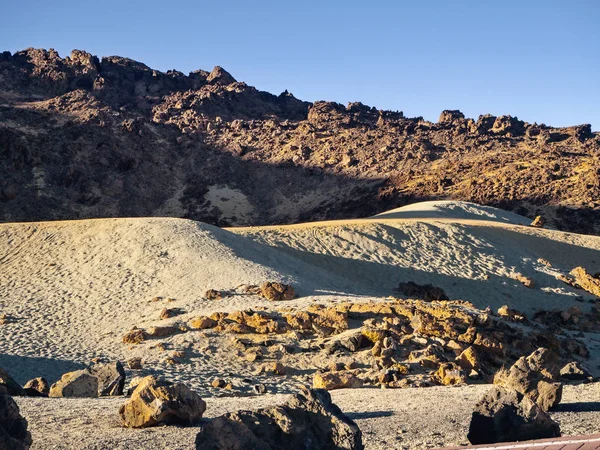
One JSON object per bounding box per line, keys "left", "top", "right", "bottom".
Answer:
{"left": 1, "top": 48, "right": 599, "bottom": 233}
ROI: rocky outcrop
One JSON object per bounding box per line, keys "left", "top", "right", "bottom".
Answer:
{"left": 119, "top": 376, "right": 206, "bottom": 428}
{"left": 0, "top": 388, "right": 32, "bottom": 450}
{"left": 494, "top": 348, "right": 562, "bottom": 411}
{"left": 467, "top": 386, "right": 560, "bottom": 445}
{"left": 195, "top": 388, "right": 363, "bottom": 450}
{"left": 1, "top": 48, "right": 598, "bottom": 233}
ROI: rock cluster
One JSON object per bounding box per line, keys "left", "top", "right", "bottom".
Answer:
{"left": 140, "top": 298, "right": 592, "bottom": 393}
{"left": 49, "top": 362, "right": 126, "bottom": 398}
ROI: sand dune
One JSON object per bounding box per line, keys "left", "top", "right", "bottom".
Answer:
{"left": 2, "top": 202, "right": 600, "bottom": 384}
{"left": 2, "top": 201, "right": 600, "bottom": 449}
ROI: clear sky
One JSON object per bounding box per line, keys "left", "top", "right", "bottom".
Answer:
{"left": 2, "top": 0, "right": 599, "bottom": 130}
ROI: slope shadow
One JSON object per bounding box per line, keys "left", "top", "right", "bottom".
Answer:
{"left": 230, "top": 222, "right": 600, "bottom": 314}
{"left": 0, "top": 354, "right": 86, "bottom": 385}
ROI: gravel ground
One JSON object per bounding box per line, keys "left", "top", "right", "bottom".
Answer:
{"left": 15, "top": 383, "right": 600, "bottom": 450}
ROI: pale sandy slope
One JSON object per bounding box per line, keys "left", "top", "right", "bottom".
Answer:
{"left": 2, "top": 201, "right": 600, "bottom": 449}
{"left": 2, "top": 201, "right": 600, "bottom": 383}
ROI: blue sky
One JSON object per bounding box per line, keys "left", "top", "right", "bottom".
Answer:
{"left": 2, "top": 0, "right": 599, "bottom": 129}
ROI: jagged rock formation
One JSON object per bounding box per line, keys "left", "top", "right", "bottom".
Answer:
{"left": 1, "top": 48, "right": 599, "bottom": 233}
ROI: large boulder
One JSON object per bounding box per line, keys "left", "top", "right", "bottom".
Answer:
{"left": 49, "top": 370, "right": 99, "bottom": 398}
{"left": 195, "top": 388, "right": 363, "bottom": 450}
{"left": 468, "top": 386, "right": 560, "bottom": 445}
{"left": 119, "top": 376, "right": 206, "bottom": 428}
{"left": 0, "top": 388, "right": 32, "bottom": 449}
{"left": 89, "top": 361, "right": 126, "bottom": 396}
{"left": 0, "top": 367, "right": 24, "bottom": 396}
{"left": 494, "top": 348, "right": 562, "bottom": 411}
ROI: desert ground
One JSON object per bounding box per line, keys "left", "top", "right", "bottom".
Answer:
{"left": 2, "top": 201, "right": 600, "bottom": 449}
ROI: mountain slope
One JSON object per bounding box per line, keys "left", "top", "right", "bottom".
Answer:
{"left": 1, "top": 48, "right": 599, "bottom": 233}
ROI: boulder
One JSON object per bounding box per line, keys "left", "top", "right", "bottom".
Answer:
{"left": 204, "top": 289, "right": 222, "bottom": 300}
{"left": 259, "top": 282, "right": 296, "bottom": 301}
{"left": 530, "top": 216, "right": 546, "bottom": 228}
{"left": 23, "top": 377, "right": 49, "bottom": 397}
{"left": 433, "top": 362, "right": 466, "bottom": 386}
{"left": 0, "top": 389, "right": 32, "bottom": 450}
{"left": 49, "top": 370, "right": 99, "bottom": 398}
{"left": 313, "top": 370, "right": 363, "bottom": 390}
{"left": 560, "top": 361, "right": 590, "bottom": 380}
{"left": 0, "top": 367, "right": 24, "bottom": 396}
{"left": 127, "top": 357, "right": 143, "bottom": 370}
{"left": 119, "top": 376, "right": 206, "bottom": 428}
{"left": 147, "top": 326, "right": 178, "bottom": 337}
{"left": 438, "top": 110, "right": 465, "bottom": 125}
{"left": 468, "top": 386, "right": 560, "bottom": 445}
{"left": 455, "top": 346, "right": 480, "bottom": 372}
{"left": 189, "top": 316, "right": 217, "bottom": 330}
{"left": 195, "top": 388, "right": 363, "bottom": 450}
{"left": 89, "top": 361, "right": 126, "bottom": 396}
{"left": 494, "top": 348, "right": 562, "bottom": 411}
{"left": 569, "top": 266, "right": 600, "bottom": 297}
{"left": 122, "top": 328, "right": 148, "bottom": 344}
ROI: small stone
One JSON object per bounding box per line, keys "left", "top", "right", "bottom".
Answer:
{"left": 259, "top": 282, "right": 296, "bottom": 301}
{"left": 212, "top": 378, "right": 226, "bottom": 388}
{"left": 204, "top": 289, "right": 222, "bottom": 300}
{"left": 127, "top": 358, "right": 143, "bottom": 370}
{"left": 253, "top": 383, "right": 267, "bottom": 394}
{"left": 530, "top": 216, "right": 546, "bottom": 228}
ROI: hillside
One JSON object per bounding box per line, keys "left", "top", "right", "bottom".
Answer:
{"left": 1, "top": 48, "right": 599, "bottom": 234}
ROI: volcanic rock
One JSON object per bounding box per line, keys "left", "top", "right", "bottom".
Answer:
{"left": 195, "top": 388, "right": 363, "bottom": 450}
{"left": 0, "top": 389, "right": 32, "bottom": 450}
{"left": 89, "top": 361, "right": 126, "bottom": 396}
{"left": 49, "top": 370, "right": 99, "bottom": 398}
{"left": 259, "top": 282, "right": 296, "bottom": 301}
{"left": 494, "top": 348, "right": 562, "bottom": 411}
{"left": 467, "top": 386, "right": 560, "bottom": 445}
{"left": 0, "top": 367, "right": 24, "bottom": 396}
{"left": 119, "top": 376, "right": 206, "bottom": 428}
{"left": 23, "top": 377, "right": 49, "bottom": 397}
{"left": 313, "top": 370, "right": 363, "bottom": 390}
